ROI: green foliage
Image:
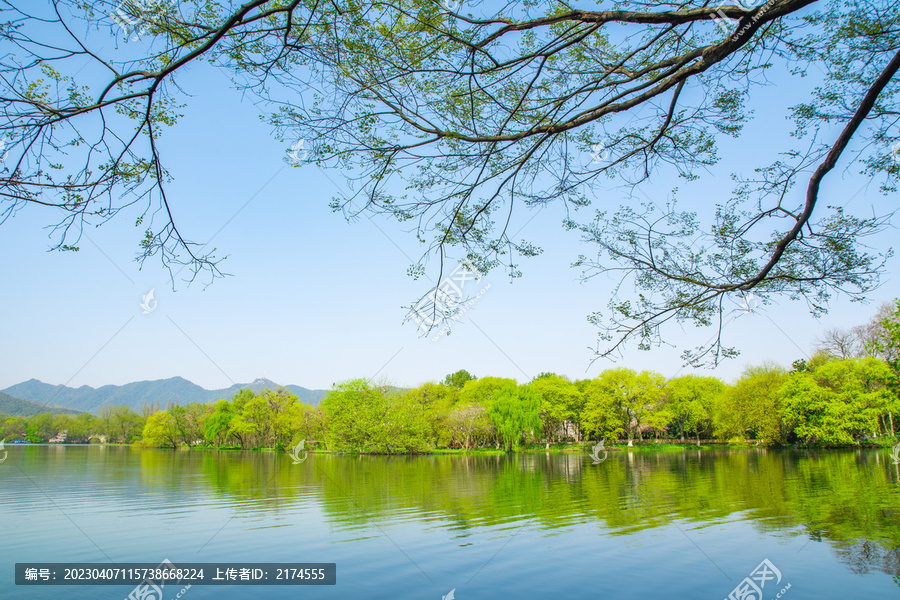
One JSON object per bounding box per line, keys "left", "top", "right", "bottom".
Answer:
{"left": 445, "top": 404, "right": 493, "bottom": 449}
{"left": 715, "top": 364, "right": 789, "bottom": 445}
{"left": 0, "top": 410, "right": 100, "bottom": 443}
{"left": 528, "top": 375, "right": 584, "bottom": 443}
{"left": 25, "top": 412, "right": 53, "bottom": 442}
{"left": 320, "top": 379, "right": 431, "bottom": 453}
{"left": 170, "top": 403, "right": 209, "bottom": 447}
{"left": 141, "top": 411, "right": 178, "bottom": 449}
{"left": 444, "top": 370, "right": 476, "bottom": 389}
{"left": 403, "top": 382, "right": 457, "bottom": 446}
{"left": 661, "top": 375, "right": 724, "bottom": 443}
{"left": 204, "top": 400, "right": 236, "bottom": 446}
{"left": 0, "top": 415, "right": 27, "bottom": 440}
{"left": 487, "top": 385, "right": 541, "bottom": 452}
{"left": 15, "top": 301, "right": 899, "bottom": 452}
{"left": 781, "top": 357, "right": 897, "bottom": 445}
{"left": 581, "top": 368, "right": 665, "bottom": 444}
{"left": 579, "top": 378, "right": 625, "bottom": 440}
{"left": 458, "top": 377, "right": 517, "bottom": 409}
{"left": 871, "top": 299, "right": 900, "bottom": 372}
{"left": 95, "top": 404, "right": 145, "bottom": 442}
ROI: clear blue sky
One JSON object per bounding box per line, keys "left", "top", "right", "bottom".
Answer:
{"left": 0, "top": 15, "right": 896, "bottom": 392}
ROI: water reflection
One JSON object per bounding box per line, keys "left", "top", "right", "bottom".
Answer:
{"left": 2, "top": 445, "right": 899, "bottom": 586}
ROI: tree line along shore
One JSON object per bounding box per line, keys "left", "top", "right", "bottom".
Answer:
{"left": 3, "top": 300, "right": 899, "bottom": 452}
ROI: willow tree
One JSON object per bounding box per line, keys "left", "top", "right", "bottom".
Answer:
{"left": 1, "top": 0, "right": 897, "bottom": 362}
{"left": 487, "top": 384, "right": 541, "bottom": 451}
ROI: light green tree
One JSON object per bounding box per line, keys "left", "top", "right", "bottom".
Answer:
{"left": 458, "top": 377, "right": 518, "bottom": 409}
{"left": 169, "top": 403, "right": 209, "bottom": 447}
{"left": 529, "top": 375, "right": 584, "bottom": 445}
{"left": 321, "top": 379, "right": 431, "bottom": 453}
{"left": 458, "top": 377, "right": 517, "bottom": 447}
{"left": 50, "top": 414, "right": 75, "bottom": 441}
{"left": 142, "top": 411, "right": 178, "bottom": 449}
{"left": 70, "top": 413, "right": 97, "bottom": 443}
{"left": 403, "top": 382, "right": 457, "bottom": 447}
{"left": 260, "top": 388, "right": 301, "bottom": 449}
{"left": 581, "top": 368, "right": 665, "bottom": 445}
{"left": 379, "top": 391, "right": 433, "bottom": 453}
{"left": 662, "top": 375, "right": 725, "bottom": 445}
{"left": 868, "top": 299, "right": 900, "bottom": 435}
{"left": 293, "top": 404, "right": 326, "bottom": 446}
{"left": 579, "top": 378, "right": 625, "bottom": 442}
{"left": 0, "top": 416, "right": 27, "bottom": 441}
{"left": 715, "top": 364, "right": 789, "bottom": 445}
{"left": 781, "top": 357, "right": 896, "bottom": 445}
{"left": 26, "top": 413, "right": 54, "bottom": 442}
{"left": 487, "top": 385, "right": 542, "bottom": 452}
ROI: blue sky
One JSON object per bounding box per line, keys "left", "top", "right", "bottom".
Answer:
{"left": 0, "top": 9, "right": 897, "bottom": 393}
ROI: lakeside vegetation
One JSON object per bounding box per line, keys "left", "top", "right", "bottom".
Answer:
{"left": 3, "top": 300, "right": 899, "bottom": 451}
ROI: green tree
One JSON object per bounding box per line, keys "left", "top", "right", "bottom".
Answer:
{"left": 263, "top": 388, "right": 302, "bottom": 449}
{"left": 320, "top": 379, "right": 374, "bottom": 452}
{"left": 579, "top": 379, "right": 625, "bottom": 442}
{"left": 445, "top": 404, "right": 493, "bottom": 449}
{"left": 142, "top": 411, "right": 178, "bottom": 449}
{"left": 867, "top": 299, "right": 900, "bottom": 434}
{"left": 581, "top": 368, "right": 665, "bottom": 445}
{"left": 862, "top": 300, "right": 900, "bottom": 365}
{"left": 170, "top": 403, "right": 209, "bottom": 447}
{"left": 225, "top": 390, "right": 258, "bottom": 449}
{"left": 781, "top": 357, "right": 896, "bottom": 445}
{"left": 69, "top": 413, "right": 97, "bottom": 443}
{"left": 528, "top": 375, "right": 584, "bottom": 445}
{"left": 238, "top": 393, "right": 275, "bottom": 447}
{"left": 444, "top": 370, "right": 477, "bottom": 390}
{"left": 380, "top": 390, "right": 433, "bottom": 453}
{"left": 95, "top": 405, "right": 117, "bottom": 440}
{"left": 204, "top": 400, "right": 236, "bottom": 447}
{"left": 404, "top": 382, "right": 457, "bottom": 447}
{"left": 50, "top": 414, "right": 75, "bottom": 441}
{"left": 663, "top": 375, "right": 725, "bottom": 445}
{"left": 26, "top": 413, "right": 54, "bottom": 442}
{"left": 113, "top": 406, "right": 145, "bottom": 443}
{"left": 0, "top": 416, "right": 26, "bottom": 441}
{"left": 458, "top": 377, "right": 518, "bottom": 409}
{"left": 320, "top": 379, "right": 430, "bottom": 453}
{"left": 291, "top": 404, "right": 326, "bottom": 446}
{"left": 715, "top": 364, "right": 789, "bottom": 445}
{"left": 487, "top": 385, "right": 542, "bottom": 452}
{"left": 459, "top": 377, "right": 518, "bottom": 447}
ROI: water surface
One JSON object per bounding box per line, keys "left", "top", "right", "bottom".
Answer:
{"left": 1, "top": 445, "right": 898, "bottom": 599}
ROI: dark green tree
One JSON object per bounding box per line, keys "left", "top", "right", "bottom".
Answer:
{"left": 444, "top": 370, "right": 477, "bottom": 390}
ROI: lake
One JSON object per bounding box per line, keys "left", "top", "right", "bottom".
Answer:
{"left": 1, "top": 445, "right": 898, "bottom": 599}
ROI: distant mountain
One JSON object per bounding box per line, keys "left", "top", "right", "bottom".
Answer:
{"left": 0, "top": 391, "right": 84, "bottom": 417}
{"left": 1, "top": 377, "right": 328, "bottom": 414}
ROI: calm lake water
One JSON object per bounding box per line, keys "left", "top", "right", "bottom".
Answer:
{"left": 1, "top": 445, "right": 898, "bottom": 599}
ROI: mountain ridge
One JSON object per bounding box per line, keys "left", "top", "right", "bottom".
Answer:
{"left": 1, "top": 377, "right": 328, "bottom": 414}
{"left": 0, "top": 391, "right": 85, "bottom": 417}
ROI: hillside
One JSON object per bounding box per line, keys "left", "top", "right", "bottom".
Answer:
{"left": 0, "top": 391, "right": 84, "bottom": 417}
{"left": 2, "top": 377, "right": 328, "bottom": 414}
